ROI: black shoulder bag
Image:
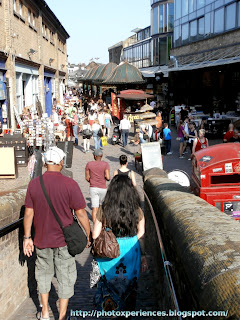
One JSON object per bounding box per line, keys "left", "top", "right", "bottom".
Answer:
{"left": 39, "top": 175, "right": 87, "bottom": 257}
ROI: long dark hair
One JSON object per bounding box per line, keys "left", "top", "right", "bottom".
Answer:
{"left": 102, "top": 175, "right": 141, "bottom": 237}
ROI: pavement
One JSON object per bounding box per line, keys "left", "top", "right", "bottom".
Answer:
{"left": 5, "top": 127, "right": 222, "bottom": 320}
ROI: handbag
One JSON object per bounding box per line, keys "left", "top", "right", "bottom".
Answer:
{"left": 92, "top": 227, "right": 120, "bottom": 259}
{"left": 97, "top": 128, "right": 103, "bottom": 137}
{"left": 83, "top": 128, "right": 92, "bottom": 137}
{"left": 39, "top": 175, "right": 87, "bottom": 257}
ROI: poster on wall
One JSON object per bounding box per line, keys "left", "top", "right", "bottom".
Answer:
{"left": 111, "top": 92, "right": 119, "bottom": 119}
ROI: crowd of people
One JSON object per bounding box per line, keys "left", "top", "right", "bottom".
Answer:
{"left": 23, "top": 147, "right": 147, "bottom": 320}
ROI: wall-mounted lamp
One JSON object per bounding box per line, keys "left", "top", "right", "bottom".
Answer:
{"left": 49, "top": 58, "right": 54, "bottom": 65}
{"left": 28, "top": 48, "right": 37, "bottom": 58}
{"left": 61, "top": 64, "right": 65, "bottom": 69}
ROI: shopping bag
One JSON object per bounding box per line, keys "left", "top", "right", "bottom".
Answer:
{"left": 101, "top": 136, "right": 107, "bottom": 146}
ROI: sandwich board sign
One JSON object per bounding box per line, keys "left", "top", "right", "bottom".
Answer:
{"left": 141, "top": 141, "right": 163, "bottom": 171}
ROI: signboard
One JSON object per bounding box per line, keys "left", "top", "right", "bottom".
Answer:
{"left": 141, "top": 142, "right": 163, "bottom": 171}
{"left": 111, "top": 93, "right": 119, "bottom": 119}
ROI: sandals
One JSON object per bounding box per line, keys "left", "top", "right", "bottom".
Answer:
{"left": 37, "top": 312, "right": 50, "bottom": 320}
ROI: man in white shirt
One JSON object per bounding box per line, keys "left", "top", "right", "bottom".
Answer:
{"left": 51, "top": 108, "right": 59, "bottom": 125}
{"left": 119, "top": 115, "right": 131, "bottom": 147}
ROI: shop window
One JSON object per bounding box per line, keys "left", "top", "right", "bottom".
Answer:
{"left": 182, "top": 23, "right": 189, "bottom": 44}
{"left": 226, "top": 3, "right": 236, "bottom": 31}
{"left": 190, "top": 20, "right": 197, "bottom": 41}
{"left": 214, "top": 7, "right": 224, "bottom": 33}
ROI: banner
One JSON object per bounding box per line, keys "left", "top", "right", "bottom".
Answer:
{"left": 111, "top": 92, "right": 119, "bottom": 119}
{"left": 119, "top": 98, "right": 125, "bottom": 120}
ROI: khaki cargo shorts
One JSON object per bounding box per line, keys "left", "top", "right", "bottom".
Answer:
{"left": 35, "top": 246, "right": 77, "bottom": 299}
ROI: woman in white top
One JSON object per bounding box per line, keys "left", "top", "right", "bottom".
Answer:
{"left": 98, "top": 109, "right": 105, "bottom": 128}
{"left": 82, "top": 119, "right": 92, "bottom": 153}
{"left": 92, "top": 119, "right": 102, "bottom": 150}
{"left": 104, "top": 111, "right": 113, "bottom": 138}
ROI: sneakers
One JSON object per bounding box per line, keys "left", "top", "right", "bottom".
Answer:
{"left": 167, "top": 152, "right": 172, "bottom": 155}
{"left": 179, "top": 156, "right": 185, "bottom": 158}
{"left": 188, "top": 158, "right": 192, "bottom": 161}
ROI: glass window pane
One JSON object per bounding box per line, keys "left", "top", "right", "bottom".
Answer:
{"left": 238, "top": 3, "right": 240, "bottom": 27}
{"left": 214, "top": 8, "right": 224, "bottom": 33}
{"left": 189, "top": 0, "right": 194, "bottom": 13}
{"left": 197, "top": 0, "right": 205, "bottom": 9}
{"left": 159, "top": 38, "right": 167, "bottom": 65}
{"left": 168, "top": 3, "right": 174, "bottom": 31}
{"left": 153, "top": 6, "right": 158, "bottom": 34}
{"left": 198, "top": 17, "right": 204, "bottom": 38}
{"left": 182, "top": 0, "right": 188, "bottom": 16}
{"left": 182, "top": 23, "right": 189, "bottom": 44}
{"left": 176, "top": 0, "right": 181, "bottom": 20}
{"left": 159, "top": 5, "right": 163, "bottom": 33}
{"left": 190, "top": 20, "right": 197, "bottom": 41}
{"left": 226, "top": 3, "right": 236, "bottom": 31}
{"left": 165, "top": 4, "right": 168, "bottom": 32}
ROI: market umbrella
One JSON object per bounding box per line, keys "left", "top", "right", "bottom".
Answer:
{"left": 139, "top": 112, "right": 156, "bottom": 119}
{"left": 140, "top": 103, "right": 153, "bottom": 112}
{"left": 138, "top": 119, "right": 158, "bottom": 126}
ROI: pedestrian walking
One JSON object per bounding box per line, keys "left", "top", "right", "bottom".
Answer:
{"left": 92, "top": 175, "right": 147, "bottom": 311}
{"left": 92, "top": 120, "right": 102, "bottom": 150}
{"left": 187, "top": 122, "right": 197, "bottom": 160}
{"left": 104, "top": 110, "right": 113, "bottom": 138}
{"left": 177, "top": 120, "right": 187, "bottom": 158}
{"left": 113, "top": 154, "right": 137, "bottom": 186}
{"left": 119, "top": 115, "right": 131, "bottom": 147}
{"left": 192, "top": 129, "right": 209, "bottom": 154}
{"left": 82, "top": 119, "right": 92, "bottom": 153}
{"left": 72, "top": 110, "right": 79, "bottom": 146}
{"left": 85, "top": 149, "right": 110, "bottom": 223}
{"left": 23, "top": 146, "right": 91, "bottom": 320}
{"left": 163, "top": 123, "right": 172, "bottom": 154}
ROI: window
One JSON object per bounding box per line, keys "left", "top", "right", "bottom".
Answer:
{"left": 182, "top": 0, "right": 188, "bottom": 16}
{"left": 190, "top": 20, "right": 197, "bottom": 41}
{"left": 182, "top": 23, "right": 189, "bottom": 44}
{"left": 168, "top": 3, "right": 174, "bottom": 31}
{"left": 205, "top": 12, "right": 211, "bottom": 35}
{"left": 198, "top": 17, "right": 204, "bottom": 38}
{"left": 197, "top": 0, "right": 205, "bottom": 9}
{"left": 13, "top": 0, "right": 16, "bottom": 11}
{"left": 28, "top": 9, "right": 31, "bottom": 23}
{"left": 189, "top": 0, "right": 195, "bottom": 13}
{"left": 32, "top": 13, "right": 35, "bottom": 27}
{"left": 16, "top": 73, "right": 22, "bottom": 113}
{"left": 159, "top": 5, "right": 163, "bottom": 33}
{"left": 214, "top": 7, "right": 224, "bottom": 33}
{"left": 226, "top": 3, "right": 236, "bottom": 31}
{"left": 175, "top": 0, "right": 181, "bottom": 20}
{"left": 238, "top": 2, "right": 240, "bottom": 27}
{"left": 159, "top": 38, "right": 167, "bottom": 65}
{"left": 153, "top": 6, "right": 158, "bottom": 34}
{"left": 19, "top": 1, "right": 22, "bottom": 16}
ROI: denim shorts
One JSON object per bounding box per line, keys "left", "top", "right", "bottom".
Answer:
{"left": 90, "top": 187, "right": 107, "bottom": 208}
{"left": 180, "top": 137, "right": 184, "bottom": 143}
{"left": 35, "top": 246, "right": 77, "bottom": 299}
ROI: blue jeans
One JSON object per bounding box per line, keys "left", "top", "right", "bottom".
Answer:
{"left": 93, "top": 136, "right": 100, "bottom": 149}
{"left": 164, "top": 139, "right": 171, "bottom": 153}
{"left": 73, "top": 125, "right": 78, "bottom": 145}
{"left": 121, "top": 129, "right": 129, "bottom": 147}
{"left": 140, "top": 137, "right": 146, "bottom": 144}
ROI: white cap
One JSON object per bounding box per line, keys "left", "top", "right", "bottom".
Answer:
{"left": 44, "top": 147, "right": 66, "bottom": 165}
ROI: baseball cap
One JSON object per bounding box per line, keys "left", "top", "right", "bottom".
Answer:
{"left": 44, "top": 147, "right": 66, "bottom": 165}
{"left": 93, "top": 149, "right": 103, "bottom": 157}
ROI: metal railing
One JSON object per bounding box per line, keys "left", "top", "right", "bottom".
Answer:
{"left": 0, "top": 218, "right": 23, "bottom": 238}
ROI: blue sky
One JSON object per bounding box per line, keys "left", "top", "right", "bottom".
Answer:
{"left": 46, "top": 0, "right": 151, "bottom": 65}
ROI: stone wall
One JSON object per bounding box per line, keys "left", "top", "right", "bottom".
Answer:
{"left": 144, "top": 168, "right": 240, "bottom": 319}
{"left": 0, "top": 188, "right": 36, "bottom": 320}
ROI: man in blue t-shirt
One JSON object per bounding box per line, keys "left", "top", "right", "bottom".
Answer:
{"left": 163, "top": 123, "right": 172, "bottom": 155}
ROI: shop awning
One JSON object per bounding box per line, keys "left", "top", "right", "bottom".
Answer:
{"left": 117, "top": 89, "right": 153, "bottom": 100}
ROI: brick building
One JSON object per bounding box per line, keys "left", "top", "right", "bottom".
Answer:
{"left": 0, "top": 0, "right": 69, "bottom": 129}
